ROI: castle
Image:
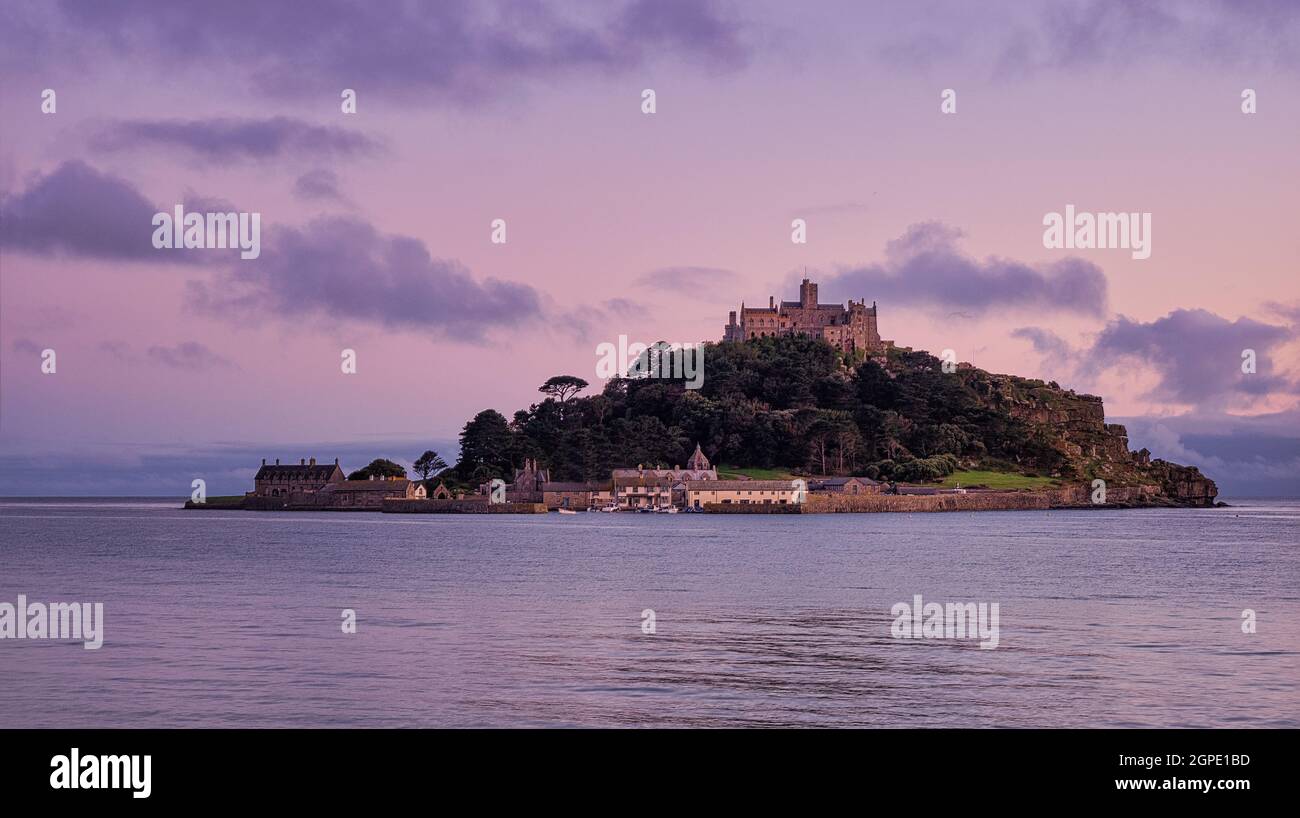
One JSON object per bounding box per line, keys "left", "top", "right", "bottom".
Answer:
{"left": 723, "top": 279, "right": 891, "bottom": 356}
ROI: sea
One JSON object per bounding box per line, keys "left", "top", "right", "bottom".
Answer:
{"left": 1, "top": 497, "right": 1296, "bottom": 728}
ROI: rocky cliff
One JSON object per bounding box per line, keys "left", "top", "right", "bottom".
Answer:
{"left": 908, "top": 358, "right": 1218, "bottom": 506}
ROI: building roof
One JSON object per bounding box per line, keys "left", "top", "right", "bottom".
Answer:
{"left": 684, "top": 480, "right": 801, "bottom": 490}
{"left": 255, "top": 463, "right": 340, "bottom": 481}
{"left": 780, "top": 301, "right": 844, "bottom": 310}
{"left": 611, "top": 468, "right": 715, "bottom": 481}
{"left": 686, "top": 443, "right": 711, "bottom": 472}
{"left": 815, "top": 476, "right": 879, "bottom": 487}
{"left": 325, "top": 479, "right": 413, "bottom": 492}
{"left": 543, "top": 481, "right": 612, "bottom": 492}
{"left": 615, "top": 476, "right": 680, "bottom": 488}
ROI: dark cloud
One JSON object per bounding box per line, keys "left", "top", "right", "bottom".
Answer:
{"left": 187, "top": 216, "right": 543, "bottom": 340}
{"left": 1117, "top": 409, "right": 1300, "bottom": 498}
{"left": 5, "top": 1, "right": 749, "bottom": 103}
{"left": 994, "top": 0, "right": 1300, "bottom": 76}
{"left": 1086, "top": 309, "right": 1298, "bottom": 405}
{"left": 821, "top": 222, "right": 1109, "bottom": 317}
{"left": 1011, "top": 326, "right": 1074, "bottom": 361}
{"left": 146, "top": 342, "right": 235, "bottom": 371}
{"left": 90, "top": 117, "right": 379, "bottom": 162}
{"left": 293, "top": 169, "right": 345, "bottom": 202}
{"left": 0, "top": 160, "right": 163, "bottom": 260}
{"left": 601, "top": 298, "right": 649, "bottom": 319}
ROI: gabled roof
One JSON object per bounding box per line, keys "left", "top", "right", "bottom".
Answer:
{"left": 255, "top": 464, "right": 341, "bottom": 481}
{"left": 684, "top": 480, "right": 801, "bottom": 490}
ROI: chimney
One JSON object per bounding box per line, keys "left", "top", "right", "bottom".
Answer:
{"left": 300, "top": 458, "right": 306, "bottom": 466}
{"left": 275, "top": 458, "right": 280, "bottom": 465}
{"left": 309, "top": 457, "right": 316, "bottom": 466}
{"left": 334, "top": 457, "right": 339, "bottom": 465}
{"left": 261, "top": 458, "right": 266, "bottom": 466}
{"left": 769, "top": 295, "right": 774, "bottom": 309}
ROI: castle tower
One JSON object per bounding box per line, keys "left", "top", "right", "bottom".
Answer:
{"left": 799, "top": 278, "right": 818, "bottom": 308}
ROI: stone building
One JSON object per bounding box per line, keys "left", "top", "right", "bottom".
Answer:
{"left": 316, "top": 476, "right": 426, "bottom": 509}
{"left": 542, "top": 481, "right": 614, "bottom": 510}
{"left": 722, "top": 279, "right": 892, "bottom": 356}
{"left": 808, "top": 476, "right": 880, "bottom": 495}
{"left": 683, "top": 480, "right": 803, "bottom": 509}
{"left": 611, "top": 443, "right": 717, "bottom": 509}
{"left": 504, "top": 458, "right": 550, "bottom": 502}
{"left": 252, "top": 457, "right": 344, "bottom": 498}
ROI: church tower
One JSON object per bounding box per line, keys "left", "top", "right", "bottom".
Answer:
{"left": 686, "top": 443, "right": 710, "bottom": 471}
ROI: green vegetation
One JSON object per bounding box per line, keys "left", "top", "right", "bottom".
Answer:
{"left": 717, "top": 465, "right": 795, "bottom": 481}
{"left": 202, "top": 495, "right": 245, "bottom": 506}
{"left": 347, "top": 458, "right": 407, "bottom": 480}
{"left": 936, "top": 470, "right": 1061, "bottom": 490}
{"left": 448, "top": 335, "right": 1113, "bottom": 485}
{"left": 412, "top": 450, "right": 449, "bottom": 481}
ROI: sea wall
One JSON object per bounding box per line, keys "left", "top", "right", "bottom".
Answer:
{"left": 702, "top": 503, "right": 803, "bottom": 513}
{"left": 805, "top": 492, "right": 1050, "bottom": 513}
{"left": 382, "top": 499, "right": 548, "bottom": 514}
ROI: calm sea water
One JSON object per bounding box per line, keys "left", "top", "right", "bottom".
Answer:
{"left": 1, "top": 498, "right": 1296, "bottom": 728}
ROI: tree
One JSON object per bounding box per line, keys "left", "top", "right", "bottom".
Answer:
{"left": 455, "top": 409, "right": 514, "bottom": 480}
{"left": 348, "top": 458, "right": 407, "bottom": 480}
{"left": 413, "top": 450, "right": 449, "bottom": 481}
{"left": 539, "top": 375, "right": 589, "bottom": 404}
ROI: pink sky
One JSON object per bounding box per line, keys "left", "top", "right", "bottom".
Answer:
{"left": 1, "top": 1, "right": 1298, "bottom": 495}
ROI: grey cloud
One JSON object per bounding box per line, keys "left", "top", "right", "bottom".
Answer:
{"left": 293, "top": 169, "right": 345, "bottom": 202}
{"left": 1086, "top": 309, "right": 1298, "bottom": 405}
{"left": 821, "top": 221, "right": 1109, "bottom": 317}
{"left": 1012, "top": 326, "right": 1075, "bottom": 361}
{"left": 6, "top": 1, "right": 750, "bottom": 103}
{"left": 0, "top": 160, "right": 166, "bottom": 260}
{"left": 90, "top": 117, "right": 380, "bottom": 162}
{"left": 146, "top": 342, "right": 236, "bottom": 371}
{"left": 188, "top": 216, "right": 543, "bottom": 340}
{"left": 1118, "top": 409, "right": 1300, "bottom": 498}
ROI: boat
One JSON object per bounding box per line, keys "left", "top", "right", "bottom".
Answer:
{"left": 654, "top": 506, "right": 678, "bottom": 514}
{"left": 599, "top": 504, "right": 619, "bottom": 513}
{"left": 557, "top": 508, "right": 578, "bottom": 515}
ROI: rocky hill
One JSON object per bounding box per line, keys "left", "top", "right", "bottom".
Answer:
{"left": 450, "top": 335, "right": 1218, "bottom": 507}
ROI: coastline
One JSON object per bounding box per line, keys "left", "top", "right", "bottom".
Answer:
{"left": 182, "top": 484, "right": 1220, "bottom": 514}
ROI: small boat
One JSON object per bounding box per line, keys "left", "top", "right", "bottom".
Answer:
{"left": 557, "top": 508, "right": 578, "bottom": 515}
{"left": 600, "top": 504, "right": 619, "bottom": 513}
{"left": 654, "top": 506, "right": 678, "bottom": 514}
